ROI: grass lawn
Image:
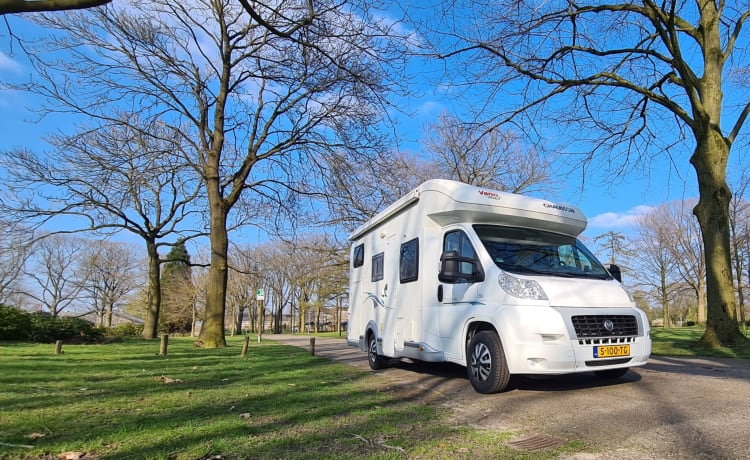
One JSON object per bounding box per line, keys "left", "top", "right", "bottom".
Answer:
{"left": 650, "top": 326, "right": 750, "bottom": 359}
{"left": 0, "top": 336, "right": 579, "bottom": 460}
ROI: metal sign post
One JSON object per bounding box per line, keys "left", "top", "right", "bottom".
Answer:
{"left": 256, "top": 289, "right": 264, "bottom": 343}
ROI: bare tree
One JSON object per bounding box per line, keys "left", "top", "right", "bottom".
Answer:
{"left": 23, "top": 234, "right": 87, "bottom": 317}
{"left": 665, "top": 200, "right": 707, "bottom": 324}
{"left": 0, "top": 117, "right": 203, "bottom": 338}
{"left": 424, "top": 113, "right": 556, "bottom": 194}
{"left": 594, "top": 231, "right": 629, "bottom": 266}
{"left": 421, "top": 1, "right": 750, "bottom": 346}
{"left": 315, "top": 243, "right": 349, "bottom": 333}
{"left": 227, "top": 244, "right": 262, "bottom": 335}
{"left": 0, "top": 222, "right": 32, "bottom": 304}
{"left": 262, "top": 241, "right": 302, "bottom": 334}
{"left": 9, "top": 0, "right": 409, "bottom": 347}
{"left": 729, "top": 167, "right": 750, "bottom": 327}
{"left": 80, "top": 239, "right": 139, "bottom": 327}
{"left": 321, "top": 151, "right": 438, "bottom": 233}
{"left": 630, "top": 201, "right": 706, "bottom": 326}
{"left": 631, "top": 206, "right": 683, "bottom": 328}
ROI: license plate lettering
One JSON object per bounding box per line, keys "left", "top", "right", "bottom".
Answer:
{"left": 593, "top": 344, "right": 630, "bottom": 358}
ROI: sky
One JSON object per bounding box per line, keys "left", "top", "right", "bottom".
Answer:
{"left": 0, "top": 10, "right": 708, "bottom": 255}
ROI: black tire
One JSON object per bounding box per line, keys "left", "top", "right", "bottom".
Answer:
{"left": 594, "top": 367, "right": 629, "bottom": 379}
{"left": 367, "top": 333, "right": 388, "bottom": 370}
{"left": 467, "top": 330, "right": 511, "bottom": 394}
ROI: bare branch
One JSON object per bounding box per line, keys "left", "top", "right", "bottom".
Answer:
{"left": 0, "top": 0, "right": 111, "bottom": 15}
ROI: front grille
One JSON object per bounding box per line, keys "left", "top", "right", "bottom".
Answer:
{"left": 578, "top": 336, "right": 634, "bottom": 345}
{"left": 571, "top": 315, "right": 638, "bottom": 339}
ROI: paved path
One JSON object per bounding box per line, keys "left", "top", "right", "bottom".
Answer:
{"left": 268, "top": 334, "right": 750, "bottom": 459}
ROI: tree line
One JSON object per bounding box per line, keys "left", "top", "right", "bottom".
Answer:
{"left": 598, "top": 189, "right": 750, "bottom": 329}
{"left": 1, "top": 1, "right": 749, "bottom": 348}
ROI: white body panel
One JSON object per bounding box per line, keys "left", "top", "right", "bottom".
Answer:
{"left": 346, "top": 179, "right": 651, "bottom": 378}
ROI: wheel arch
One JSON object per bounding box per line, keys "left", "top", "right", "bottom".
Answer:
{"left": 465, "top": 320, "right": 497, "bottom": 359}
{"left": 364, "top": 320, "right": 379, "bottom": 352}
{"left": 464, "top": 318, "right": 515, "bottom": 372}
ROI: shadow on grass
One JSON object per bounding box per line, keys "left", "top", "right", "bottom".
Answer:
{"left": 0, "top": 339, "right": 457, "bottom": 460}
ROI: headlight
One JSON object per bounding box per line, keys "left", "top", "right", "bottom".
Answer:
{"left": 498, "top": 271, "right": 548, "bottom": 300}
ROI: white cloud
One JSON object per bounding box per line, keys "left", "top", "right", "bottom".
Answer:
{"left": 588, "top": 205, "right": 655, "bottom": 229}
{"left": 0, "top": 51, "right": 22, "bottom": 74}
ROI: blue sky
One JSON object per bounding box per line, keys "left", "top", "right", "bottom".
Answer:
{"left": 0, "top": 12, "right": 705, "bottom": 252}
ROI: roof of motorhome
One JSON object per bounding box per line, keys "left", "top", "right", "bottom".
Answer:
{"left": 349, "top": 180, "right": 588, "bottom": 240}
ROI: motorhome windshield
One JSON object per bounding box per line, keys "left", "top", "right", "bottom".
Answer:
{"left": 474, "top": 225, "right": 611, "bottom": 279}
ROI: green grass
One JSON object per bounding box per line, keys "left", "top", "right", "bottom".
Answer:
{"left": 3, "top": 328, "right": 748, "bottom": 459}
{"left": 650, "top": 326, "right": 750, "bottom": 359}
{"left": 0, "top": 337, "right": 577, "bottom": 460}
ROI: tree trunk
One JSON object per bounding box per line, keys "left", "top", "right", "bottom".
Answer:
{"left": 142, "top": 240, "right": 161, "bottom": 339}
{"left": 691, "top": 129, "right": 746, "bottom": 346}
{"left": 696, "top": 280, "right": 707, "bottom": 325}
{"left": 274, "top": 303, "right": 283, "bottom": 334}
{"left": 660, "top": 265, "right": 670, "bottom": 328}
{"left": 105, "top": 302, "right": 113, "bottom": 328}
{"left": 235, "top": 306, "right": 245, "bottom": 334}
{"left": 198, "top": 199, "right": 229, "bottom": 347}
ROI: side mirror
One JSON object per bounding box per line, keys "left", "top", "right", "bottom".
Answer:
{"left": 608, "top": 264, "right": 622, "bottom": 283}
{"left": 439, "top": 250, "right": 484, "bottom": 283}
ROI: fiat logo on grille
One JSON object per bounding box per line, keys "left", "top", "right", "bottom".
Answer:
{"left": 603, "top": 319, "right": 615, "bottom": 332}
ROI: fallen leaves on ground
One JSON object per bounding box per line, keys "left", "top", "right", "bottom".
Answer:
{"left": 154, "top": 375, "right": 183, "bottom": 384}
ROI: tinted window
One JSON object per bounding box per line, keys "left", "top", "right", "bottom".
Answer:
{"left": 352, "top": 244, "right": 364, "bottom": 268}
{"left": 443, "top": 230, "right": 479, "bottom": 277}
{"left": 441, "top": 230, "right": 483, "bottom": 283}
{"left": 400, "top": 238, "right": 419, "bottom": 283}
{"left": 372, "top": 252, "right": 384, "bottom": 282}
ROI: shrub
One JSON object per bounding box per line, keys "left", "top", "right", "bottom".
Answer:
{"left": 106, "top": 323, "right": 143, "bottom": 338}
{"left": 0, "top": 305, "right": 32, "bottom": 340}
{"left": 0, "top": 307, "right": 103, "bottom": 343}
{"left": 27, "top": 312, "right": 103, "bottom": 343}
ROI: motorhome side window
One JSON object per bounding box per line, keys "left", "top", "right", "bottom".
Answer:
{"left": 371, "top": 252, "right": 384, "bottom": 282}
{"left": 399, "top": 238, "right": 419, "bottom": 283}
{"left": 441, "top": 230, "right": 481, "bottom": 283}
{"left": 352, "top": 244, "right": 364, "bottom": 268}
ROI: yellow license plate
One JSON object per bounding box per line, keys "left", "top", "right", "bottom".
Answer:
{"left": 594, "top": 344, "right": 630, "bottom": 358}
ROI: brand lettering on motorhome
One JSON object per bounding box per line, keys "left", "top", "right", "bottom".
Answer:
{"left": 479, "top": 190, "right": 501, "bottom": 200}
{"left": 543, "top": 203, "right": 575, "bottom": 213}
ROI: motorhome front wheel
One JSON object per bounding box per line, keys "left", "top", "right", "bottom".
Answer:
{"left": 467, "top": 331, "right": 511, "bottom": 394}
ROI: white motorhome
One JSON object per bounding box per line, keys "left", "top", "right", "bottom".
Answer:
{"left": 346, "top": 179, "right": 651, "bottom": 393}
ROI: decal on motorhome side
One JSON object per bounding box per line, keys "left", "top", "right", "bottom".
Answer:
{"left": 365, "top": 292, "right": 391, "bottom": 310}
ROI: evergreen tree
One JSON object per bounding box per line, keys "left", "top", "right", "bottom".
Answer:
{"left": 160, "top": 240, "right": 194, "bottom": 334}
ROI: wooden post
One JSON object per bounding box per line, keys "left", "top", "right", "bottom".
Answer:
{"left": 309, "top": 337, "right": 316, "bottom": 356}
{"left": 54, "top": 340, "right": 63, "bottom": 355}
{"left": 241, "top": 335, "right": 250, "bottom": 358}
{"left": 159, "top": 334, "right": 169, "bottom": 356}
